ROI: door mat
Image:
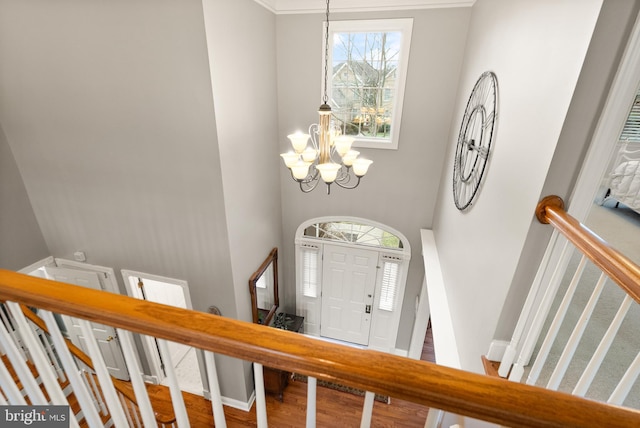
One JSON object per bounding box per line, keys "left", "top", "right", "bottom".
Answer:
{"left": 292, "top": 373, "right": 389, "bottom": 403}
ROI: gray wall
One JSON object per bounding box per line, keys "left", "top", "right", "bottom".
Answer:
{"left": 0, "top": 0, "right": 257, "bottom": 401}
{"left": 0, "top": 123, "right": 49, "bottom": 269}
{"left": 203, "top": 0, "right": 283, "bottom": 400}
{"left": 276, "top": 7, "right": 472, "bottom": 350}
{"left": 431, "top": 0, "right": 605, "bottom": 372}
{"left": 495, "top": 0, "right": 640, "bottom": 342}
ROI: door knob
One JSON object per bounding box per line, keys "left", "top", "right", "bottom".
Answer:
{"left": 106, "top": 336, "right": 114, "bottom": 342}
{"left": 365, "top": 305, "right": 371, "bottom": 314}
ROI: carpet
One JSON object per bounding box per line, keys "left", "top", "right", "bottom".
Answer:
{"left": 525, "top": 202, "right": 640, "bottom": 408}
{"left": 292, "top": 373, "right": 389, "bottom": 403}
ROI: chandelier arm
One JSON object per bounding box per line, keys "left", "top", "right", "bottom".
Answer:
{"left": 300, "top": 178, "right": 321, "bottom": 193}
{"left": 333, "top": 175, "right": 362, "bottom": 190}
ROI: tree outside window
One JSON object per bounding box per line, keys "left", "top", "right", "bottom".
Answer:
{"left": 326, "top": 19, "right": 413, "bottom": 150}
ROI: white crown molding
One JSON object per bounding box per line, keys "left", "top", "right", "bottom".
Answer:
{"left": 254, "top": 0, "right": 474, "bottom": 14}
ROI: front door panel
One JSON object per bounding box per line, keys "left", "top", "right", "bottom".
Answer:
{"left": 320, "top": 245, "right": 378, "bottom": 345}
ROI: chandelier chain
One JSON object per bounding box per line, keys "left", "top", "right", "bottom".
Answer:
{"left": 323, "top": 0, "right": 330, "bottom": 104}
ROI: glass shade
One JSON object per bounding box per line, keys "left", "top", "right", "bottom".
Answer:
{"left": 316, "top": 163, "right": 341, "bottom": 183}
{"left": 352, "top": 159, "right": 373, "bottom": 176}
{"left": 291, "top": 161, "right": 311, "bottom": 180}
{"left": 334, "top": 135, "right": 354, "bottom": 156}
{"left": 341, "top": 150, "right": 360, "bottom": 167}
{"left": 280, "top": 152, "right": 299, "bottom": 168}
{"left": 302, "top": 147, "right": 318, "bottom": 162}
{"left": 288, "top": 132, "right": 310, "bottom": 154}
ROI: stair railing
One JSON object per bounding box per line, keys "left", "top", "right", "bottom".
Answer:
{"left": 1, "top": 267, "right": 640, "bottom": 427}
{"left": 0, "top": 301, "right": 177, "bottom": 426}
{"left": 498, "top": 195, "right": 640, "bottom": 407}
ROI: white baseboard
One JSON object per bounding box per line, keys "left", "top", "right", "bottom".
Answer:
{"left": 222, "top": 391, "right": 255, "bottom": 412}
{"left": 486, "top": 340, "right": 510, "bottom": 362}
{"left": 393, "top": 348, "right": 409, "bottom": 357}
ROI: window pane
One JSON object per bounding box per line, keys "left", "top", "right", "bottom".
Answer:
{"left": 327, "top": 19, "right": 413, "bottom": 150}
{"left": 302, "top": 221, "right": 403, "bottom": 249}
{"left": 302, "top": 248, "right": 319, "bottom": 298}
{"left": 332, "top": 31, "right": 399, "bottom": 141}
{"left": 379, "top": 261, "right": 399, "bottom": 311}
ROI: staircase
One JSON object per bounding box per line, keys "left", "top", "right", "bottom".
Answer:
{"left": 1, "top": 196, "right": 640, "bottom": 427}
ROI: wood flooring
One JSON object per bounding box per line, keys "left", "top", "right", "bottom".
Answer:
{"left": 165, "top": 326, "right": 436, "bottom": 427}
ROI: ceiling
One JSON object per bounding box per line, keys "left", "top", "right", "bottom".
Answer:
{"left": 253, "top": 0, "right": 474, "bottom": 14}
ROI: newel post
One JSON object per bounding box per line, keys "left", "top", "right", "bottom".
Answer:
{"left": 535, "top": 195, "right": 565, "bottom": 224}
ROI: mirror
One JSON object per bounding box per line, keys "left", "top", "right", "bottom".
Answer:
{"left": 249, "top": 247, "right": 279, "bottom": 325}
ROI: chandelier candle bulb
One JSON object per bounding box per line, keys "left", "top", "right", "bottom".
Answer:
{"left": 342, "top": 150, "right": 360, "bottom": 167}
{"left": 334, "top": 136, "right": 354, "bottom": 156}
{"left": 288, "top": 132, "right": 311, "bottom": 154}
{"left": 280, "top": 152, "right": 299, "bottom": 168}
{"left": 353, "top": 159, "right": 373, "bottom": 176}
{"left": 316, "top": 163, "right": 342, "bottom": 183}
{"left": 302, "top": 147, "right": 318, "bottom": 162}
{"left": 291, "top": 161, "right": 311, "bottom": 180}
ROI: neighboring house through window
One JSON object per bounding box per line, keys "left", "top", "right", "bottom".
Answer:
{"left": 326, "top": 18, "right": 413, "bottom": 150}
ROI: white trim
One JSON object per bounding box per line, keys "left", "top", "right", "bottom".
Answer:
{"left": 420, "top": 229, "right": 461, "bottom": 369}
{"left": 19, "top": 256, "right": 55, "bottom": 274}
{"left": 54, "top": 258, "right": 120, "bottom": 294}
{"left": 486, "top": 340, "right": 509, "bottom": 362}
{"left": 222, "top": 391, "right": 255, "bottom": 412}
{"left": 254, "top": 0, "right": 474, "bottom": 15}
{"left": 294, "top": 215, "right": 411, "bottom": 257}
{"left": 325, "top": 18, "right": 414, "bottom": 150}
{"left": 120, "top": 270, "right": 195, "bottom": 389}
{"left": 408, "top": 275, "right": 430, "bottom": 359}
{"left": 567, "top": 12, "right": 640, "bottom": 219}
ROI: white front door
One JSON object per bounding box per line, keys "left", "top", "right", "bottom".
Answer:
{"left": 320, "top": 245, "right": 378, "bottom": 345}
{"left": 43, "top": 266, "right": 130, "bottom": 381}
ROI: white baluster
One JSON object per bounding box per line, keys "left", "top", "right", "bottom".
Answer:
{"left": 253, "top": 363, "right": 268, "bottom": 428}
{"left": 5, "top": 303, "right": 79, "bottom": 427}
{"left": 119, "top": 393, "right": 135, "bottom": 427}
{"left": 157, "top": 339, "right": 190, "bottom": 427}
{"left": 499, "top": 231, "right": 560, "bottom": 377}
{"left": 360, "top": 391, "right": 375, "bottom": 428}
{"left": 609, "top": 351, "right": 640, "bottom": 405}
{"left": 204, "top": 351, "right": 227, "bottom": 428}
{"left": 0, "top": 305, "right": 47, "bottom": 404}
{"left": 0, "top": 351, "right": 27, "bottom": 404}
{"left": 573, "top": 295, "right": 633, "bottom": 396}
{"left": 306, "top": 376, "right": 317, "bottom": 428}
{"left": 546, "top": 273, "right": 607, "bottom": 390}
{"left": 83, "top": 367, "right": 107, "bottom": 414}
{"left": 40, "top": 310, "right": 103, "bottom": 427}
{"left": 524, "top": 255, "right": 587, "bottom": 384}
{"left": 511, "top": 242, "right": 577, "bottom": 382}
{"left": 115, "top": 328, "right": 157, "bottom": 427}
{"left": 77, "top": 318, "right": 130, "bottom": 426}
{"left": 0, "top": 303, "right": 27, "bottom": 360}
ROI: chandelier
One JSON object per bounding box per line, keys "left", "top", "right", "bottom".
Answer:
{"left": 280, "top": 0, "right": 373, "bottom": 194}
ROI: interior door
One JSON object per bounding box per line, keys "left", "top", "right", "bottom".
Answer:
{"left": 320, "top": 244, "right": 378, "bottom": 345}
{"left": 43, "top": 266, "right": 130, "bottom": 381}
{"left": 139, "top": 278, "right": 191, "bottom": 366}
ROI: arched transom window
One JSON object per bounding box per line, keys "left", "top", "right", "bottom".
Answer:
{"left": 295, "top": 217, "right": 410, "bottom": 353}
{"left": 302, "top": 220, "right": 404, "bottom": 250}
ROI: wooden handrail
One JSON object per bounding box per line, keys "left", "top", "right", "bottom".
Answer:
{"left": 536, "top": 195, "right": 640, "bottom": 304}
{"left": 1, "top": 270, "right": 639, "bottom": 427}
{"left": 15, "top": 304, "right": 176, "bottom": 425}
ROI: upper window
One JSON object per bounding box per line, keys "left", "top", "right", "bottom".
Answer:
{"left": 326, "top": 19, "right": 413, "bottom": 150}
